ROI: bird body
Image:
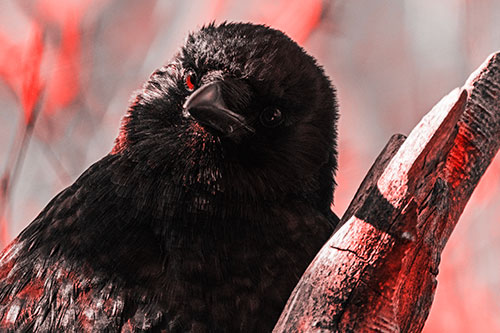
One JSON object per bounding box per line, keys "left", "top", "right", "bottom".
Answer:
{"left": 0, "top": 23, "right": 339, "bottom": 332}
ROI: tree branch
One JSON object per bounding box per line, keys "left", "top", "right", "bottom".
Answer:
{"left": 274, "top": 51, "right": 500, "bottom": 332}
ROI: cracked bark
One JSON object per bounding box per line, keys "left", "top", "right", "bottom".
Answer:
{"left": 273, "top": 52, "right": 500, "bottom": 332}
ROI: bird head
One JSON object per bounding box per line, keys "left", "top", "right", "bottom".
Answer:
{"left": 114, "top": 22, "right": 338, "bottom": 212}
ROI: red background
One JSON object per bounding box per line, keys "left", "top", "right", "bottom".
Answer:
{"left": 0, "top": 1, "right": 499, "bottom": 331}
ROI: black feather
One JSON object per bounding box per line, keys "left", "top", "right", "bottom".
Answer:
{"left": 0, "top": 22, "right": 339, "bottom": 332}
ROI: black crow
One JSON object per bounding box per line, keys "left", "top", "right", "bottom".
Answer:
{"left": 0, "top": 22, "right": 339, "bottom": 332}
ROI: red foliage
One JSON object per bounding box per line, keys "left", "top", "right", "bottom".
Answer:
{"left": 0, "top": 23, "right": 44, "bottom": 124}
{"left": 252, "top": 0, "right": 323, "bottom": 44}
{"left": 0, "top": 218, "right": 9, "bottom": 250}
{"left": 0, "top": 33, "right": 23, "bottom": 98}
{"left": 34, "top": 0, "right": 93, "bottom": 24}
{"left": 0, "top": 0, "right": 97, "bottom": 122}
{"left": 20, "top": 24, "right": 44, "bottom": 124}
{"left": 44, "top": 17, "right": 80, "bottom": 115}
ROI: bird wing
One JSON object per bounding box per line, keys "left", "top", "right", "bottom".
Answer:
{"left": 0, "top": 154, "right": 169, "bottom": 331}
{"left": 0, "top": 241, "right": 168, "bottom": 331}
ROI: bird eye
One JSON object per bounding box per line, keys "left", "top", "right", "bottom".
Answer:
{"left": 260, "top": 107, "right": 283, "bottom": 128}
{"left": 184, "top": 70, "right": 197, "bottom": 92}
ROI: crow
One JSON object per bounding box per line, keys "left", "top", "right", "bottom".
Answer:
{"left": 0, "top": 22, "right": 339, "bottom": 332}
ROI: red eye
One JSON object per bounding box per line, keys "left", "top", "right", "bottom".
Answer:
{"left": 184, "top": 70, "right": 196, "bottom": 92}
{"left": 186, "top": 75, "right": 195, "bottom": 91}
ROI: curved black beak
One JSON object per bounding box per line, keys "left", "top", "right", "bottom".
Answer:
{"left": 182, "top": 81, "right": 254, "bottom": 139}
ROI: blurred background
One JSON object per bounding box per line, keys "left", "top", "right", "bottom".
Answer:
{"left": 0, "top": 0, "right": 499, "bottom": 331}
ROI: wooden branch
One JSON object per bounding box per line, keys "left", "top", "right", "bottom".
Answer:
{"left": 274, "top": 52, "right": 500, "bottom": 332}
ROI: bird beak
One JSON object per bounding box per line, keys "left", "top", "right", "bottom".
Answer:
{"left": 182, "top": 81, "right": 255, "bottom": 139}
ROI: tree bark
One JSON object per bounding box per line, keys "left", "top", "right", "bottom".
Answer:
{"left": 274, "top": 51, "right": 500, "bottom": 332}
